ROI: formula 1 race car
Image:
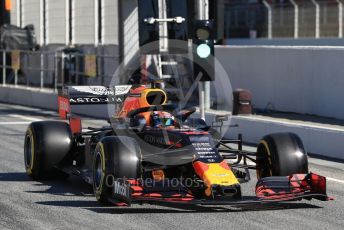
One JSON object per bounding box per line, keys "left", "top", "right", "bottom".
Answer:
{"left": 24, "top": 84, "right": 331, "bottom": 206}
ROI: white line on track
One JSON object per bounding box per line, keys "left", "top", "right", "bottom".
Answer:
{"left": 8, "top": 114, "right": 42, "bottom": 122}
{"left": 327, "top": 177, "right": 344, "bottom": 184}
{"left": 0, "top": 122, "right": 31, "bottom": 125}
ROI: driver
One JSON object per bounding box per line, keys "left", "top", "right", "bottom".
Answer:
{"left": 150, "top": 111, "right": 175, "bottom": 128}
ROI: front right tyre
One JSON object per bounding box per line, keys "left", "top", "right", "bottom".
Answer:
{"left": 256, "top": 132, "right": 308, "bottom": 179}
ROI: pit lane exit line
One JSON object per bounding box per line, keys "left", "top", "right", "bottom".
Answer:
{"left": 0, "top": 122, "right": 31, "bottom": 125}
{"left": 327, "top": 177, "right": 344, "bottom": 184}
{"left": 8, "top": 114, "right": 42, "bottom": 122}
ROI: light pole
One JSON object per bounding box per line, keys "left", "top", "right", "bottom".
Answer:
{"left": 263, "top": 0, "right": 272, "bottom": 39}
{"left": 197, "top": 0, "right": 210, "bottom": 120}
{"left": 311, "top": 0, "right": 320, "bottom": 38}
{"left": 289, "top": 0, "right": 299, "bottom": 38}
{"left": 337, "top": 0, "right": 343, "bottom": 38}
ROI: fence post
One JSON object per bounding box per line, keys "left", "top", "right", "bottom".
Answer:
{"left": 54, "top": 52, "right": 58, "bottom": 93}
{"left": 263, "top": 0, "right": 272, "bottom": 39}
{"left": 99, "top": 50, "right": 105, "bottom": 86}
{"left": 75, "top": 54, "right": 79, "bottom": 84}
{"left": 290, "top": 0, "right": 299, "bottom": 38}
{"left": 14, "top": 70, "right": 18, "bottom": 87}
{"left": 2, "top": 51, "right": 6, "bottom": 86}
{"left": 40, "top": 52, "right": 44, "bottom": 89}
{"left": 311, "top": 0, "right": 320, "bottom": 38}
{"left": 26, "top": 52, "right": 30, "bottom": 88}
{"left": 337, "top": 0, "right": 343, "bottom": 38}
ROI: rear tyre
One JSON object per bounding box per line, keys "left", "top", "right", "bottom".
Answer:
{"left": 93, "top": 136, "right": 142, "bottom": 205}
{"left": 24, "top": 121, "right": 72, "bottom": 180}
{"left": 256, "top": 133, "right": 308, "bottom": 179}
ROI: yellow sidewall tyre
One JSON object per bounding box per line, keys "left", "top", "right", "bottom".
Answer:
{"left": 256, "top": 133, "right": 308, "bottom": 179}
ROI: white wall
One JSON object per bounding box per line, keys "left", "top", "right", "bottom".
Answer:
{"left": 226, "top": 116, "right": 344, "bottom": 160}
{"left": 22, "top": 0, "right": 42, "bottom": 44}
{"left": 46, "top": 0, "right": 67, "bottom": 44}
{"left": 122, "top": 0, "right": 139, "bottom": 66}
{"left": 102, "top": 0, "right": 119, "bottom": 45}
{"left": 216, "top": 46, "right": 344, "bottom": 120}
{"left": 72, "top": 0, "right": 95, "bottom": 44}
{"left": 10, "top": 0, "right": 18, "bottom": 26}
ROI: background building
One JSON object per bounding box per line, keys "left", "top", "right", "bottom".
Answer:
{"left": 5, "top": 0, "right": 344, "bottom": 88}
{"left": 6, "top": 0, "right": 142, "bottom": 86}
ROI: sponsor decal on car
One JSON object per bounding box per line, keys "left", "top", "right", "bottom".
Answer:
{"left": 69, "top": 97, "right": 116, "bottom": 104}
{"left": 144, "top": 135, "right": 167, "bottom": 145}
{"left": 70, "top": 85, "right": 132, "bottom": 96}
{"left": 112, "top": 179, "right": 131, "bottom": 203}
{"left": 114, "top": 181, "right": 130, "bottom": 197}
{"left": 189, "top": 135, "right": 222, "bottom": 163}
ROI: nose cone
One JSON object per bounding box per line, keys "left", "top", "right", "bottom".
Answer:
{"left": 193, "top": 160, "right": 240, "bottom": 197}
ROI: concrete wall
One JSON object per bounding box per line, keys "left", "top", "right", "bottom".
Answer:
{"left": 0, "top": 86, "right": 58, "bottom": 111}
{"left": 226, "top": 116, "right": 344, "bottom": 160}
{"left": 216, "top": 46, "right": 344, "bottom": 120}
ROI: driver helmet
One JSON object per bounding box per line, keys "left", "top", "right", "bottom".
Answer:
{"left": 151, "top": 112, "right": 174, "bottom": 127}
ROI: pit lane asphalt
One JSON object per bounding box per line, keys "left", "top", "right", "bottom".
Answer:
{"left": 0, "top": 102, "right": 343, "bottom": 230}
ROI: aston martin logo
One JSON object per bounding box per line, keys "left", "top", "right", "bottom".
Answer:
{"left": 71, "top": 85, "right": 132, "bottom": 96}
{"left": 71, "top": 86, "right": 113, "bottom": 96}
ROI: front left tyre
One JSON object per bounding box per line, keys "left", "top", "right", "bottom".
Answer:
{"left": 24, "top": 121, "right": 73, "bottom": 180}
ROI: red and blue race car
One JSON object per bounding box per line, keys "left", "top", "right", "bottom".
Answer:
{"left": 24, "top": 84, "right": 331, "bottom": 206}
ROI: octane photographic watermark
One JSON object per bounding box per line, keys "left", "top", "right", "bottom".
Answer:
{"left": 105, "top": 175, "right": 203, "bottom": 189}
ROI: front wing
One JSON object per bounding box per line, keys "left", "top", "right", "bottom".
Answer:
{"left": 108, "top": 173, "right": 332, "bottom": 206}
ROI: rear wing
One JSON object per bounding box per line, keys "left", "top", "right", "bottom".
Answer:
{"left": 58, "top": 85, "right": 132, "bottom": 133}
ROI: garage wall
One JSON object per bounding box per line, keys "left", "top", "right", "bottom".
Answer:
{"left": 216, "top": 46, "right": 344, "bottom": 120}
{"left": 46, "top": 0, "right": 67, "bottom": 44}
{"left": 10, "top": 0, "right": 18, "bottom": 26}
{"left": 122, "top": 0, "right": 139, "bottom": 66}
{"left": 22, "top": 0, "right": 42, "bottom": 44}
{"left": 72, "top": 0, "right": 95, "bottom": 44}
{"left": 102, "top": 0, "right": 119, "bottom": 45}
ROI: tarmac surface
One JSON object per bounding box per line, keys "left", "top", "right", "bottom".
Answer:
{"left": 0, "top": 103, "right": 343, "bottom": 230}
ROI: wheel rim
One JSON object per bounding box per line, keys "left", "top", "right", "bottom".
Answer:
{"left": 257, "top": 141, "right": 273, "bottom": 178}
{"left": 24, "top": 134, "right": 33, "bottom": 171}
{"left": 257, "top": 143, "right": 272, "bottom": 178}
{"left": 94, "top": 152, "right": 103, "bottom": 189}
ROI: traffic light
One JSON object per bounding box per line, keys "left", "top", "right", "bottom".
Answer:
{"left": 193, "top": 20, "right": 215, "bottom": 82}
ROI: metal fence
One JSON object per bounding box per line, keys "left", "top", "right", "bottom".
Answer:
{"left": 224, "top": 0, "right": 344, "bottom": 39}
{"left": 0, "top": 49, "right": 120, "bottom": 91}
